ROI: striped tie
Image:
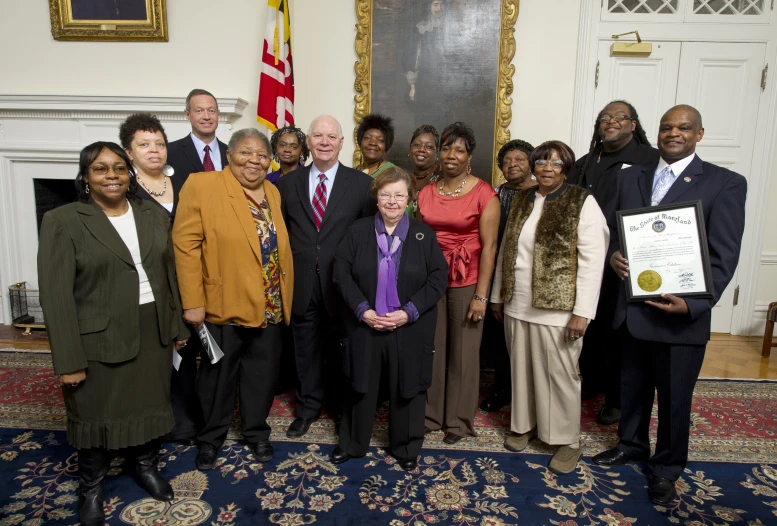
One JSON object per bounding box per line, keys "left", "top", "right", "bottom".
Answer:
{"left": 312, "top": 173, "right": 327, "bottom": 230}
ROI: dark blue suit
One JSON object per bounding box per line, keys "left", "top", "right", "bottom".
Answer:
{"left": 610, "top": 154, "right": 746, "bottom": 480}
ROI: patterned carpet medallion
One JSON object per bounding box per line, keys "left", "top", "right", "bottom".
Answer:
{"left": 0, "top": 349, "right": 776, "bottom": 525}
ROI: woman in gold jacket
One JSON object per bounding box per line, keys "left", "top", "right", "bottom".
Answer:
{"left": 38, "top": 142, "right": 189, "bottom": 526}
{"left": 173, "top": 128, "right": 293, "bottom": 470}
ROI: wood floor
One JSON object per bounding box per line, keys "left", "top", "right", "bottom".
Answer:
{"left": 702, "top": 333, "right": 777, "bottom": 380}
{"left": 1, "top": 327, "right": 775, "bottom": 380}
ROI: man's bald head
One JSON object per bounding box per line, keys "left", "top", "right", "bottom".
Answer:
{"left": 657, "top": 105, "right": 705, "bottom": 163}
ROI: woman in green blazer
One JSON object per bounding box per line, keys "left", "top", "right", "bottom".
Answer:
{"left": 38, "top": 142, "right": 189, "bottom": 526}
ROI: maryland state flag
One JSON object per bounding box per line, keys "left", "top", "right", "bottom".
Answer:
{"left": 257, "top": 0, "right": 294, "bottom": 131}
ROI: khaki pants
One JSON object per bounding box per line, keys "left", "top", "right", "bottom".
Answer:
{"left": 504, "top": 315, "right": 582, "bottom": 446}
{"left": 425, "top": 284, "right": 484, "bottom": 437}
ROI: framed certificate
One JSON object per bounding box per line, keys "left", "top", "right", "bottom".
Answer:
{"left": 617, "top": 201, "right": 713, "bottom": 301}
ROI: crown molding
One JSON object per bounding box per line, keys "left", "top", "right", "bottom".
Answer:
{"left": 0, "top": 94, "right": 248, "bottom": 121}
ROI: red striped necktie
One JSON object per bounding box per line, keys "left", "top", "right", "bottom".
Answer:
{"left": 312, "top": 173, "right": 327, "bottom": 230}
{"left": 203, "top": 145, "right": 216, "bottom": 172}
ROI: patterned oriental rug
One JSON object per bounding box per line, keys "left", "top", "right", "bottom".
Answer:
{"left": 0, "top": 350, "right": 776, "bottom": 525}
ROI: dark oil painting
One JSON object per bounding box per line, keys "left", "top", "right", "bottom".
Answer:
{"left": 370, "top": 0, "right": 502, "bottom": 182}
{"left": 70, "top": 0, "right": 148, "bottom": 21}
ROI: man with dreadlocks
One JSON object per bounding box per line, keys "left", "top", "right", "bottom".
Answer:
{"left": 268, "top": 125, "right": 310, "bottom": 185}
{"left": 569, "top": 101, "right": 658, "bottom": 426}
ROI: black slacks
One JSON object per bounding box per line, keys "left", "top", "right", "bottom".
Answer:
{"left": 196, "top": 322, "right": 281, "bottom": 448}
{"left": 292, "top": 279, "right": 344, "bottom": 420}
{"left": 480, "top": 308, "right": 511, "bottom": 394}
{"left": 615, "top": 325, "right": 706, "bottom": 481}
{"left": 340, "top": 331, "right": 426, "bottom": 459}
{"left": 166, "top": 334, "right": 204, "bottom": 441}
{"left": 579, "top": 269, "right": 621, "bottom": 408}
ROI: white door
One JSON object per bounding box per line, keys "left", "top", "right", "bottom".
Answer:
{"left": 676, "top": 42, "right": 766, "bottom": 333}
{"left": 594, "top": 40, "right": 766, "bottom": 333}
{"left": 595, "top": 41, "right": 681, "bottom": 143}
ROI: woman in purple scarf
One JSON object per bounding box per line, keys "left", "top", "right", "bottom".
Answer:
{"left": 330, "top": 167, "right": 448, "bottom": 470}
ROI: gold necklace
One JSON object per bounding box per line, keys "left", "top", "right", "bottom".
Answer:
{"left": 98, "top": 199, "right": 129, "bottom": 217}
{"left": 137, "top": 174, "right": 167, "bottom": 196}
{"left": 437, "top": 175, "right": 467, "bottom": 197}
{"left": 359, "top": 160, "right": 385, "bottom": 176}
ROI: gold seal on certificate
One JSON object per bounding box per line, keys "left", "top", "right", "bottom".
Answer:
{"left": 617, "top": 201, "right": 713, "bottom": 301}
{"left": 637, "top": 270, "right": 662, "bottom": 292}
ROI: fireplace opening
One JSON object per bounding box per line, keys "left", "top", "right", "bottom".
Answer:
{"left": 33, "top": 179, "right": 78, "bottom": 234}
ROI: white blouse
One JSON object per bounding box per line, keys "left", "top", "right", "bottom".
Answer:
{"left": 491, "top": 193, "right": 609, "bottom": 328}
{"left": 108, "top": 205, "right": 156, "bottom": 305}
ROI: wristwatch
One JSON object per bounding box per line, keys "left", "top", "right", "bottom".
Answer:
{"left": 473, "top": 294, "right": 488, "bottom": 303}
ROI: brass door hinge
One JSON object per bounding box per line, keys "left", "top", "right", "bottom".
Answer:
{"left": 761, "top": 64, "right": 768, "bottom": 91}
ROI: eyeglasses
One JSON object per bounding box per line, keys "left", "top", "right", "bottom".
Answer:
{"left": 534, "top": 160, "right": 564, "bottom": 169}
{"left": 410, "top": 142, "right": 436, "bottom": 152}
{"left": 90, "top": 164, "right": 129, "bottom": 175}
{"left": 377, "top": 193, "right": 409, "bottom": 202}
{"left": 598, "top": 114, "right": 633, "bottom": 124}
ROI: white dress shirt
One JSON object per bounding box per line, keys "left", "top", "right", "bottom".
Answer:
{"left": 190, "top": 133, "right": 223, "bottom": 172}
{"left": 309, "top": 162, "right": 339, "bottom": 206}
{"left": 652, "top": 153, "right": 696, "bottom": 194}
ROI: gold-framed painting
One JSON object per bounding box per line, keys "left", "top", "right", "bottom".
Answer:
{"left": 48, "top": 0, "right": 168, "bottom": 42}
{"left": 353, "top": 0, "right": 518, "bottom": 186}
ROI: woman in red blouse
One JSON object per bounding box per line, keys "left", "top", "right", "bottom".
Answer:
{"left": 417, "top": 122, "right": 499, "bottom": 444}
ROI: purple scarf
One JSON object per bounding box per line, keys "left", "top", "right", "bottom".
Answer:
{"left": 374, "top": 213, "right": 409, "bottom": 316}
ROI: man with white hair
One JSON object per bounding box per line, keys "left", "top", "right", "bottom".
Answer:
{"left": 277, "top": 115, "right": 376, "bottom": 438}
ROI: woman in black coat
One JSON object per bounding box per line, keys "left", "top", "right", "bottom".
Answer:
{"left": 329, "top": 166, "right": 448, "bottom": 471}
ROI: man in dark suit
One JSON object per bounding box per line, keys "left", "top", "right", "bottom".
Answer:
{"left": 162, "top": 89, "right": 228, "bottom": 446}
{"left": 592, "top": 105, "right": 747, "bottom": 505}
{"left": 166, "top": 89, "right": 229, "bottom": 183}
{"left": 277, "top": 115, "right": 376, "bottom": 438}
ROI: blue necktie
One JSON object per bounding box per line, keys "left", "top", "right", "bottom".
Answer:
{"left": 651, "top": 166, "right": 674, "bottom": 206}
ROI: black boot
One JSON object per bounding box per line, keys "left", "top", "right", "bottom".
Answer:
{"left": 132, "top": 441, "right": 174, "bottom": 502}
{"left": 78, "top": 447, "right": 110, "bottom": 526}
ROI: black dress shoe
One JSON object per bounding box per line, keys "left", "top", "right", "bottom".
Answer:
{"left": 597, "top": 407, "right": 621, "bottom": 426}
{"left": 479, "top": 391, "right": 510, "bottom": 412}
{"left": 398, "top": 457, "right": 418, "bottom": 471}
{"left": 649, "top": 476, "right": 678, "bottom": 505}
{"left": 176, "top": 438, "right": 197, "bottom": 447}
{"left": 196, "top": 443, "right": 218, "bottom": 471}
{"left": 329, "top": 446, "right": 351, "bottom": 464}
{"left": 247, "top": 440, "right": 274, "bottom": 462}
{"left": 591, "top": 448, "right": 647, "bottom": 466}
{"left": 443, "top": 432, "right": 465, "bottom": 445}
{"left": 286, "top": 417, "right": 318, "bottom": 438}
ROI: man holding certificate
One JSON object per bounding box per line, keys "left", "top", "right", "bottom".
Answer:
{"left": 591, "top": 105, "right": 747, "bottom": 506}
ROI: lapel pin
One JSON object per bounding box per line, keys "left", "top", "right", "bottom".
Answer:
{"left": 684, "top": 176, "right": 692, "bottom": 182}
{"left": 416, "top": 232, "right": 424, "bottom": 240}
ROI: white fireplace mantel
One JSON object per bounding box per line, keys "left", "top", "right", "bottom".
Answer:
{"left": 0, "top": 94, "right": 247, "bottom": 325}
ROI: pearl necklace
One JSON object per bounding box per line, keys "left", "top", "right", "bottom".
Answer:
{"left": 137, "top": 174, "right": 167, "bottom": 197}
{"left": 437, "top": 175, "right": 467, "bottom": 197}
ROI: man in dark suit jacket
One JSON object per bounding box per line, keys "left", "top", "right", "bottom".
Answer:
{"left": 162, "top": 89, "right": 228, "bottom": 445}
{"left": 592, "top": 105, "right": 747, "bottom": 506}
{"left": 166, "top": 89, "right": 229, "bottom": 183}
{"left": 277, "top": 115, "right": 376, "bottom": 438}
